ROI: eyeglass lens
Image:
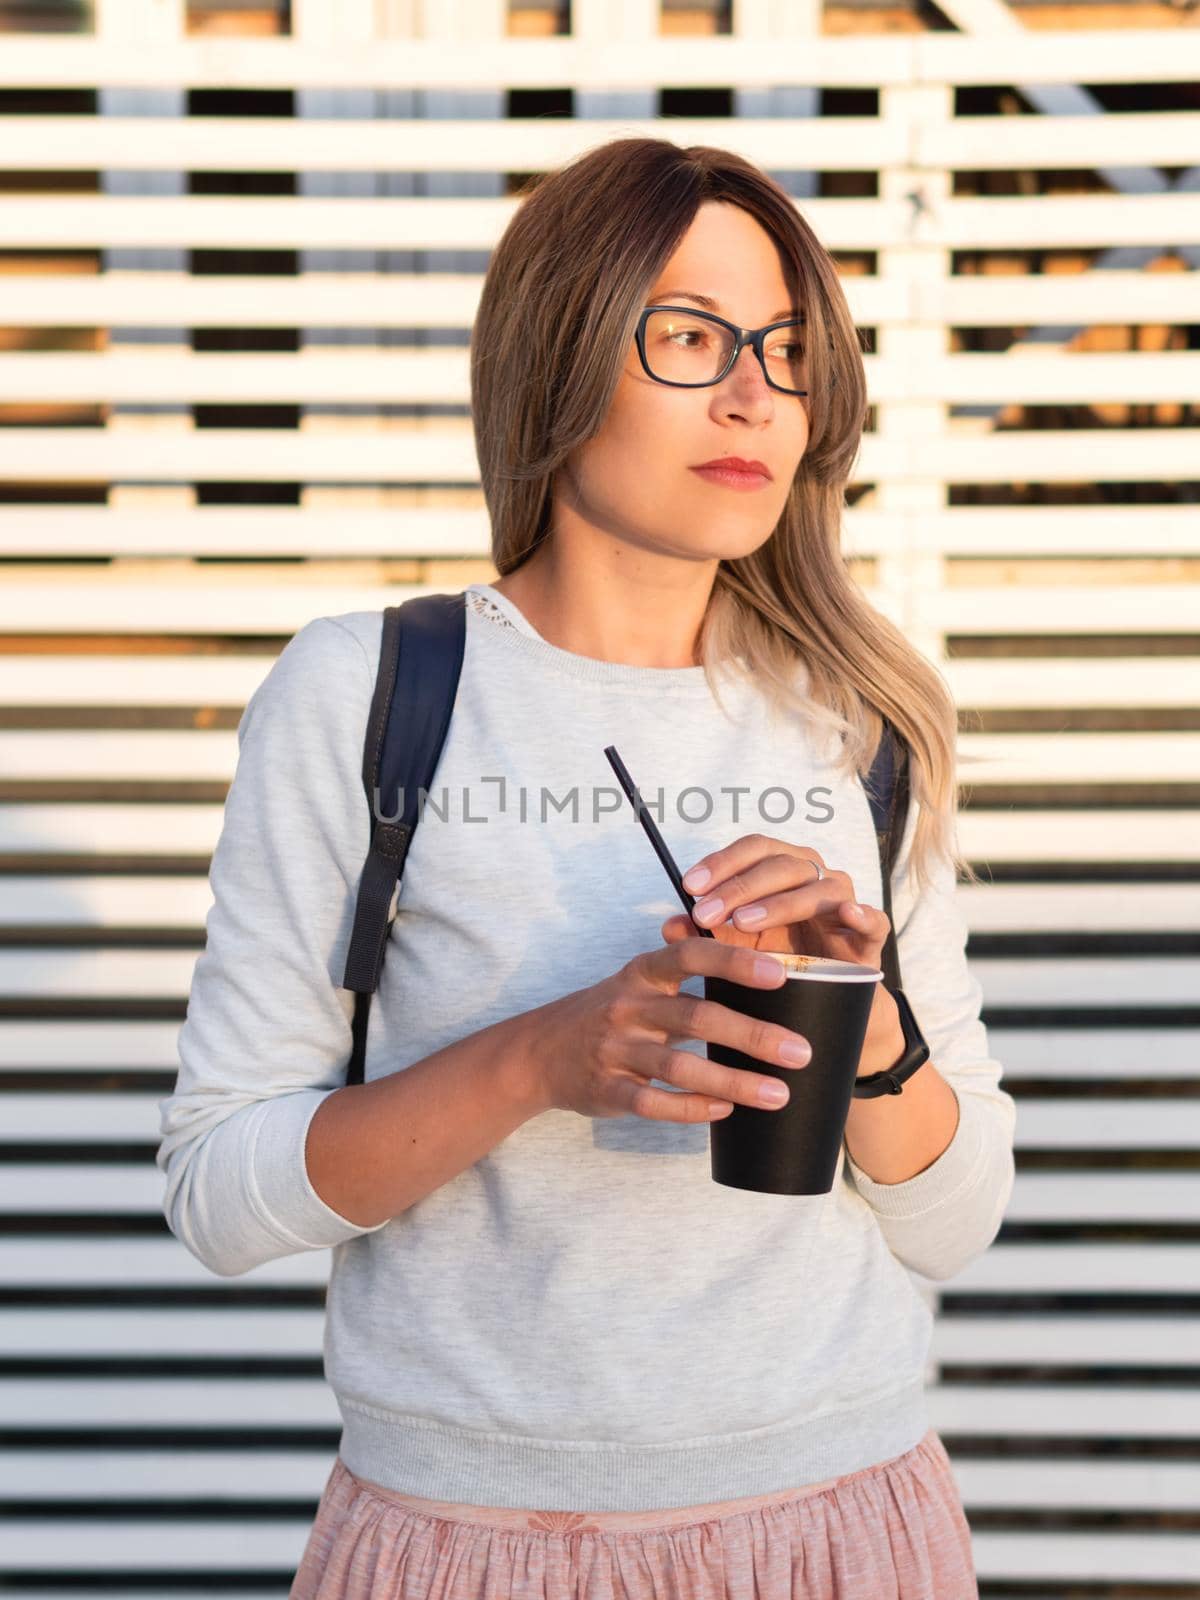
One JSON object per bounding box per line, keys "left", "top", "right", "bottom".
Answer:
{"left": 642, "top": 309, "right": 808, "bottom": 392}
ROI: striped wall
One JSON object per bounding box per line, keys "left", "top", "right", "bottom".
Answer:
{"left": 1, "top": 0, "right": 1199, "bottom": 1592}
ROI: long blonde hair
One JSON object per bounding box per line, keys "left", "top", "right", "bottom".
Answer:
{"left": 469, "top": 136, "right": 973, "bottom": 898}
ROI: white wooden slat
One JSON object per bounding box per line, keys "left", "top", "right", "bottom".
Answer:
{"left": 932, "top": 270, "right": 1200, "bottom": 329}
{"left": 2, "top": 1377, "right": 1195, "bottom": 1435}
{"left": 10, "top": 1019, "right": 1184, "bottom": 1080}
{"left": 940, "top": 579, "right": 1200, "bottom": 627}
{"left": 3, "top": 193, "right": 1200, "bottom": 254}
{"left": 0, "top": 658, "right": 279, "bottom": 706}
{"left": 932, "top": 1315, "right": 1200, "bottom": 1365}
{"left": 0, "top": 114, "right": 905, "bottom": 173}
{"left": 1009, "top": 1099, "right": 1200, "bottom": 1150}
{"left": 5, "top": 271, "right": 1199, "bottom": 338}
{"left": 0, "top": 1518, "right": 312, "bottom": 1574}
{"left": 0, "top": 1528, "right": 1193, "bottom": 1586}
{"left": 0, "top": 1520, "right": 1180, "bottom": 1582}
{"left": 0, "top": 1239, "right": 1192, "bottom": 1293}
{"left": 4, "top": 1165, "right": 1192, "bottom": 1224}
{"left": 0, "top": 1239, "right": 328, "bottom": 1286}
{"left": 930, "top": 1384, "right": 1200, "bottom": 1438}
{"left": 953, "top": 733, "right": 1200, "bottom": 784}
{"left": 3, "top": 803, "right": 1196, "bottom": 866}
{"left": 0, "top": 506, "right": 491, "bottom": 558}
{"left": 6, "top": 876, "right": 1191, "bottom": 936}
{"left": 0, "top": 504, "right": 1198, "bottom": 559}
{"left": 3, "top": 948, "right": 1196, "bottom": 1008}
{"left": 900, "top": 504, "right": 1200, "bottom": 556}
{"left": 970, "top": 1532, "right": 1200, "bottom": 1585}
{"left": 0, "top": 1308, "right": 324, "bottom": 1356}
{"left": 5, "top": 425, "right": 1200, "bottom": 490}
{"left": 0, "top": 1593, "right": 284, "bottom": 1600}
{"left": 0, "top": 803, "right": 225, "bottom": 855}
{"left": 1, "top": 1453, "right": 1195, "bottom": 1522}
{"left": 2, "top": 30, "right": 1199, "bottom": 87}
{"left": 1038, "top": 954, "right": 1193, "bottom": 1022}
{"left": 912, "top": 429, "right": 1200, "bottom": 486}
{"left": 947, "top": 579, "right": 1200, "bottom": 627}
{"left": 0, "top": 350, "right": 468, "bottom": 405}
{"left": 3, "top": 1093, "right": 188, "bottom": 1137}
{"left": 922, "top": 1245, "right": 1200, "bottom": 1293}
{"left": 0, "top": 1022, "right": 185, "bottom": 1068}
{"left": 989, "top": 1028, "right": 1200, "bottom": 1079}
{"left": 919, "top": 111, "right": 1200, "bottom": 169}
{"left": 0, "top": 1450, "right": 333, "bottom": 1499}
{"left": 2, "top": 1377, "right": 1195, "bottom": 1439}
{"left": 953, "top": 883, "right": 1200, "bottom": 934}
{"left": 10, "top": 109, "right": 1200, "bottom": 176}
{"left": 7, "top": 349, "right": 1200, "bottom": 407}
{"left": 0, "top": 583, "right": 445, "bottom": 634}
{"left": 956, "top": 811, "right": 1200, "bottom": 864}
{"left": 5, "top": 728, "right": 1196, "bottom": 789}
{"left": 1003, "top": 1173, "right": 1200, "bottom": 1222}
{"left": 943, "top": 659, "right": 1200, "bottom": 710}
{"left": 0, "top": 272, "right": 485, "bottom": 330}
{"left": 0, "top": 731, "right": 239, "bottom": 782}
{"left": 874, "top": 352, "right": 1200, "bottom": 406}
{"left": 5, "top": 1301, "right": 1194, "bottom": 1368}
{"left": 7, "top": 1091, "right": 1198, "bottom": 1147}
{"left": 0, "top": 876, "right": 213, "bottom": 926}
{"left": 1, "top": 1377, "right": 338, "bottom": 1427}
{"left": 0, "top": 35, "right": 920, "bottom": 92}
{"left": 0, "top": 426, "right": 483, "bottom": 481}
{"left": 3, "top": 1450, "right": 1195, "bottom": 1513}
{"left": 0, "top": 193, "right": 895, "bottom": 251}
{"left": 916, "top": 25, "right": 1200, "bottom": 85}
{"left": 10, "top": 1304, "right": 1193, "bottom": 1364}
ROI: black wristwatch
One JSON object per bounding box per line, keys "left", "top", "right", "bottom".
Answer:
{"left": 851, "top": 986, "right": 930, "bottom": 1098}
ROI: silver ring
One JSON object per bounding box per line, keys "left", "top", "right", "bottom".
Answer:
{"left": 811, "top": 859, "right": 825, "bottom": 882}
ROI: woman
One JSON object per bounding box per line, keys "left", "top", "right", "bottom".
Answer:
{"left": 158, "top": 138, "right": 1015, "bottom": 1598}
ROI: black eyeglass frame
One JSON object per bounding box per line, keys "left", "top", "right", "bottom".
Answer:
{"left": 635, "top": 304, "right": 833, "bottom": 397}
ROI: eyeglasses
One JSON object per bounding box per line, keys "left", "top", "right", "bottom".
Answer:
{"left": 635, "top": 305, "right": 833, "bottom": 397}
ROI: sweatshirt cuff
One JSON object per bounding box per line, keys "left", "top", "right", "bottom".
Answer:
{"left": 250, "top": 1088, "right": 392, "bottom": 1250}
{"left": 844, "top": 1084, "right": 986, "bottom": 1219}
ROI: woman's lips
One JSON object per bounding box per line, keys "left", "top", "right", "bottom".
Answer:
{"left": 689, "top": 463, "right": 772, "bottom": 490}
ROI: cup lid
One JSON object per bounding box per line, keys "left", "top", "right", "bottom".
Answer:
{"left": 760, "top": 954, "right": 884, "bottom": 982}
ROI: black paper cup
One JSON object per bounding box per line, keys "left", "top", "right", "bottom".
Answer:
{"left": 705, "top": 953, "right": 883, "bottom": 1195}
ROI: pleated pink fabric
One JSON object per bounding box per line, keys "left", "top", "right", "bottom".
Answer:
{"left": 289, "top": 1426, "right": 978, "bottom": 1599}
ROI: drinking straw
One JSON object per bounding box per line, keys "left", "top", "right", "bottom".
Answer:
{"left": 603, "top": 744, "right": 717, "bottom": 940}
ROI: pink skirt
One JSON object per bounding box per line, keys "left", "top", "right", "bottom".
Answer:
{"left": 288, "top": 1426, "right": 977, "bottom": 1599}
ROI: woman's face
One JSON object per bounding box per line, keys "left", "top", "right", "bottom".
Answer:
{"left": 557, "top": 200, "right": 810, "bottom": 566}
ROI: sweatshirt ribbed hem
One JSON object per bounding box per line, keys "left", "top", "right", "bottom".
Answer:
{"left": 334, "top": 1378, "right": 930, "bottom": 1513}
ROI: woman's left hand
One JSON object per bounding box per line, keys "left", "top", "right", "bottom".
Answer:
{"left": 659, "top": 834, "right": 905, "bottom": 1077}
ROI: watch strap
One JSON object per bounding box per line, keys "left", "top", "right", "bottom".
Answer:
{"left": 852, "top": 985, "right": 931, "bottom": 1098}
{"left": 852, "top": 724, "right": 926, "bottom": 1098}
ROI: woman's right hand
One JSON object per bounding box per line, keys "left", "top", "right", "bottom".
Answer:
{"left": 527, "top": 938, "right": 812, "bottom": 1124}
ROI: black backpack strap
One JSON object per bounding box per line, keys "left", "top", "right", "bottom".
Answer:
{"left": 341, "top": 590, "right": 467, "bottom": 1086}
{"left": 862, "top": 718, "right": 912, "bottom": 994}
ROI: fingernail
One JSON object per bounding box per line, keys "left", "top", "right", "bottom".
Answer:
{"left": 759, "top": 1081, "right": 789, "bottom": 1106}
{"left": 693, "top": 897, "right": 723, "bottom": 922}
{"left": 735, "top": 904, "right": 766, "bottom": 925}
{"left": 684, "top": 866, "right": 711, "bottom": 890}
{"left": 779, "top": 1041, "right": 810, "bottom": 1064}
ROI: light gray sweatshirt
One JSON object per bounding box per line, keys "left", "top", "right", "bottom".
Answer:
{"left": 157, "top": 581, "right": 1016, "bottom": 1512}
